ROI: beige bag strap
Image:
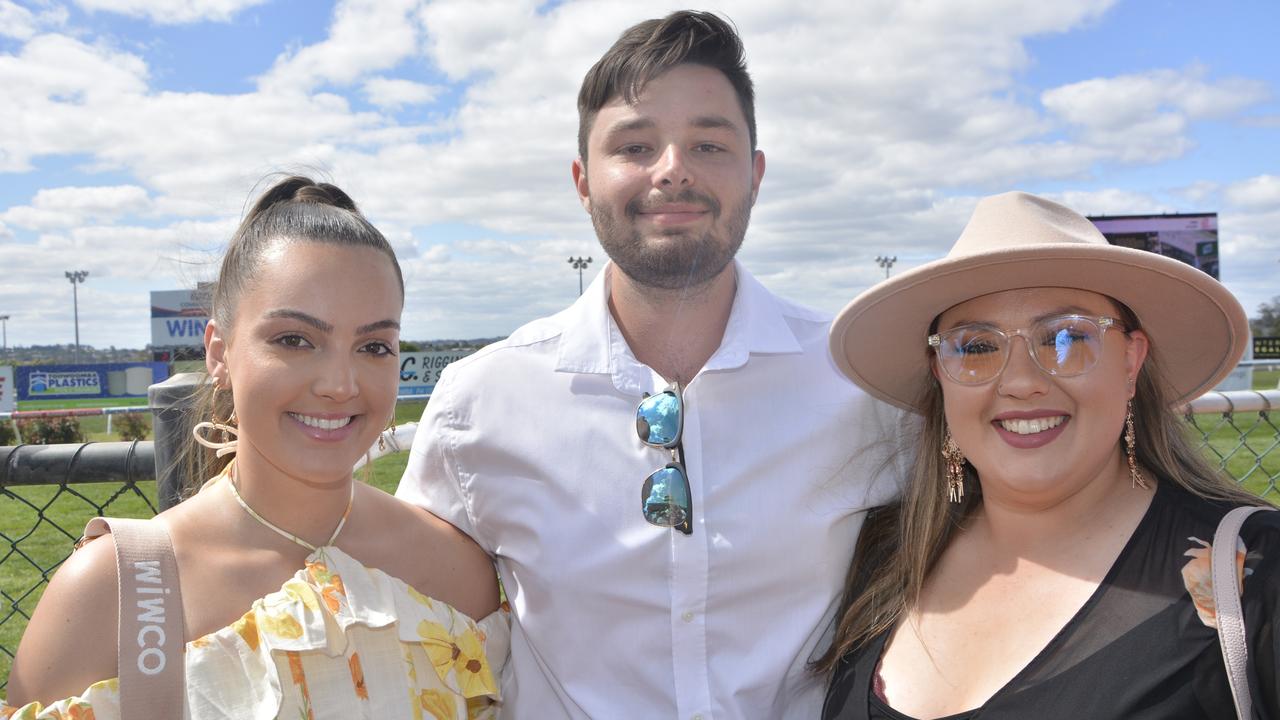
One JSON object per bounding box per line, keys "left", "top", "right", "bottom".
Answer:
{"left": 1211, "top": 505, "right": 1273, "bottom": 720}
{"left": 83, "top": 517, "right": 186, "bottom": 719}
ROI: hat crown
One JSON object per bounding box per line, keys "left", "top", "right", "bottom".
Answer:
{"left": 949, "top": 191, "right": 1108, "bottom": 260}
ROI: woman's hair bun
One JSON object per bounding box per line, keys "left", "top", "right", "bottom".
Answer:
{"left": 251, "top": 176, "right": 361, "bottom": 217}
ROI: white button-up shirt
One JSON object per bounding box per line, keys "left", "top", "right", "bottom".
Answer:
{"left": 398, "top": 262, "right": 904, "bottom": 719}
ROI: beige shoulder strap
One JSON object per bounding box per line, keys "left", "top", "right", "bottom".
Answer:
{"left": 83, "top": 517, "right": 186, "bottom": 719}
{"left": 1211, "top": 505, "right": 1274, "bottom": 720}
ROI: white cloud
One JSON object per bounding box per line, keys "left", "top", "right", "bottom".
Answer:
{"left": 1225, "top": 175, "right": 1280, "bottom": 211}
{"left": 1041, "top": 68, "right": 1270, "bottom": 162}
{"left": 2, "top": 185, "right": 153, "bottom": 231}
{"left": 72, "top": 0, "right": 269, "bottom": 24}
{"left": 0, "top": 0, "right": 36, "bottom": 39}
{"left": 258, "top": 0, "right": 421, "bottom": 93}
{"left": 362, "top": 77, "right": 441, "bottom": 109}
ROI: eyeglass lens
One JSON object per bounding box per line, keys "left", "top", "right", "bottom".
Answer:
{"left": 642, "top": 464, "right": 692, "bottom": 534}
{"left": 636, "top": 390, "right": 681, "bottom": 447}
{"left": 937, "top": 316, "right": 1106, "bottom": 384}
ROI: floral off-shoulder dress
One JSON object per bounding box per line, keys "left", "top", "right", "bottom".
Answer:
{"left": 2, "top": 546, "right": 510, "bottom": 720}
{"left": 824, "top": 479, "right": 1280, "bottom": 720}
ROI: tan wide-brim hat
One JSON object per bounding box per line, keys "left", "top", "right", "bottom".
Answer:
{"left": 829, "top": 191, "right": 1250, "bottom": 413}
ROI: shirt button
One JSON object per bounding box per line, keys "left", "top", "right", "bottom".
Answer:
{"left": 681, "top": 611, "right": 695, "bottom": 623}
{"left": 692, "top": 715, "right": 704, "bottom": 720}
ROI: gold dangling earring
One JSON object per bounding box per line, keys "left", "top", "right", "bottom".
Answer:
{"left": 193, "top": 385, "right": 240, "bottom": 458}
{"left": 1125, "top": 398, "right": 1149, "bottom": 489}
{"left": 942, "top": 428, "right": 966, "bottom": 503}
{"left": 378, "top": 415, "right": 396, "bottom": 452}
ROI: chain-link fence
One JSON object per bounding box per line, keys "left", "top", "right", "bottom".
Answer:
{"left": 0, "top": 390, "right": 1276, "bottom": 691}
{"left": 0, "top": 442, "right": 158, "bottom": 690}
{"left": 1184, "top": 390, "right": 1280, "bottom": 499}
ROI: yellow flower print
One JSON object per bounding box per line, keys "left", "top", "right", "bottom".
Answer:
{"left": 418, "top": 620, "right": 497, "bottom": 698}
{"left": 418, "top": 689, "right": 456, "bottom": 720}
{"left": 259, "top": 608, "right": 303, "bottom": 640}
{"left": 282, "top": 578, "right": 321, "bottom": 613}
{"left": 407, "top": 583, "right": 436, "bottom": 610}
{"left": 231, "top": 610, "right": 260, "bottom": 651}
{"left": 1181, "top": 535, "right": 1253, "bottom": 628}
{"left": 467, "top": 694, "right": 494, "bottom": 718}
{"left": 349, "top": 652, "right": 369, "bottom": 701}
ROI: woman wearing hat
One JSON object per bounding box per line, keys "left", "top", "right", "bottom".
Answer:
{"left": 818, "top": 192, "right": 1278, "bottom": 719}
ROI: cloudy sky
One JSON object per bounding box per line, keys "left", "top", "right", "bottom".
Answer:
{"left": 1, "top": 0, "right": 1277, "bottom": 349}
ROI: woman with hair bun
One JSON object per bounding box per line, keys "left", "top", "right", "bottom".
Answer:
{"left": 4, "top": 176, "right": 508, "bottom": 718}
{"left": 819, "top": 192, "right": 1278, "bottom": 719}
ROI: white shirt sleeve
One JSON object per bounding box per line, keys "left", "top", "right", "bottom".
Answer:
{"left": 394, "top": 366, "right": 486, "bottom": 551}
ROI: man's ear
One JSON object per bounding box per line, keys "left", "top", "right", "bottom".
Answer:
{"left": 572, "top": 157, "right": 591, "bottom": 213}
{"left": 204, "top": 319, "right": 229, "bottom": 387}
{"left": 749, "top": 149, "right": 766, "bottom": 206}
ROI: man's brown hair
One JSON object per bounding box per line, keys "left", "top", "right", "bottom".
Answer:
{"left": 576, "top": 10, "right": 756, "bottom": 163}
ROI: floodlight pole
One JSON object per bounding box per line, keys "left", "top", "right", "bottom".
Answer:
{"left": 66, "top": 270, "right": 89, "bottom": 364}
{"left": 0, "top": 314, "right": 8, "bottom": 353}
{"left": 568, "top": 256, "right": 593, "bottom": 295}
{"left": 875, "top": 255, "right": 897, "bottom": 278}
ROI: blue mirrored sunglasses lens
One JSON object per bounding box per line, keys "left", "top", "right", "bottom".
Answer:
{"left": 636, "top": 391, "right": 681, "bottom": 446}
{"left": 641, "top": 465, "right": 691, "bottom": 532}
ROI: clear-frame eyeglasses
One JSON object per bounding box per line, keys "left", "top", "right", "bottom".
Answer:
{"left": 928, "top": 314, "right": 1126, "bottom": 385}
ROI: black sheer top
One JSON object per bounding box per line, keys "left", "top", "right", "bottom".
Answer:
{"left": 823, "top": 480, "right": 1280, "bottom": 719}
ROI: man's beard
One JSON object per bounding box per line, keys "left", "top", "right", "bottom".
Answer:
{"left": 591, "top": 188, "right": 752, "bottom": 291}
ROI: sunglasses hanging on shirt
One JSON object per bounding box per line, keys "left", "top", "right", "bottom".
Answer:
{"left": 635, "top": 382, "right": 693, "bottom": 535}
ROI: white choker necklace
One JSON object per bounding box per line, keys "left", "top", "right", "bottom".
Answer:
{"left": 225, "top": 465, "right": 354, "bottom": 553}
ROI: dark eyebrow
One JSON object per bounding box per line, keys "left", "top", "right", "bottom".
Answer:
{"left": 357, "top": 319, "right": 400, "bottom": 335}
{"left": 264, "top": 309, "right": 332, "bottom": 333}
{"left": 605, "top": 117, "right": 656, "bottom": 136}
{"left": 263, "top": 311, "right": 399, "bottom": 336}
{"left": 691, "top": 115, "right": 740, "bottom": 133}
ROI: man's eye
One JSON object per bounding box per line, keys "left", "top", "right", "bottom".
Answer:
{"left": 695, "top": 143, "right": 723, "bottom": 152}
{"left": 620, "top": 144, "right": 650, "bottom": 155}
{"left": 363, "top": 341, "right": 395, "bottom": 357}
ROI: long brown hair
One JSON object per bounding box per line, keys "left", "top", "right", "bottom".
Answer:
{"left": 812, "top": 302, "right": 1265, "bottom": 673}
{"left": 175, "top": 176, "right": 402, "bottom": 497}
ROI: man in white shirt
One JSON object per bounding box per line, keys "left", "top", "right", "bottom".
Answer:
{"left": 397, "top": 11, "right": 902, "bottom": 718}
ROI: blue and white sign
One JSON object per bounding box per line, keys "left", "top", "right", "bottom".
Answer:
{"left": 398, "top": 351, "right": 475, "bottom": 396}
{"left": 16, "top": 362, "right": 169, "bottom": 401}
{"left": 151, "top": 289, "right": 211, "bottom": 348}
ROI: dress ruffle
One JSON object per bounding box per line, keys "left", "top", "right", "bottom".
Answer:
{"left": 4, "top": 546, "right": 509, "bottom": 720}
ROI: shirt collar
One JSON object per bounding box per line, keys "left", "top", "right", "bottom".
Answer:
{"left": 554, "top": 260, "right": 804, "bottom": 389}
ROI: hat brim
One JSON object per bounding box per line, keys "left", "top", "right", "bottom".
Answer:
{"left": 830, "top": 244, "right": 1250, "bottom": 413}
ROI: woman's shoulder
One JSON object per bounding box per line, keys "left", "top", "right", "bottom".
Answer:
{"left": 341, "top": 484, "right": 500, "bottom": 621}
{"left": 6, "top": 527, "right": 120, "bottom": 706}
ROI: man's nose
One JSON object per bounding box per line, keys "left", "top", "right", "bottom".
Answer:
{"left": 652, "top": 145, "right": 692, "bottom": 188}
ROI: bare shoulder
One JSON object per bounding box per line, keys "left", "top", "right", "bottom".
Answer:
{"left": 7, "top": 532, "right": 120, "bottom": 706}
{"left": 350, "top": 485, "right": 499, "bottom": 621}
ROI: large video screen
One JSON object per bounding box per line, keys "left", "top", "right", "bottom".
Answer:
{"left": 1087, "top": 213, "right": 1219, "bottom": 279}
